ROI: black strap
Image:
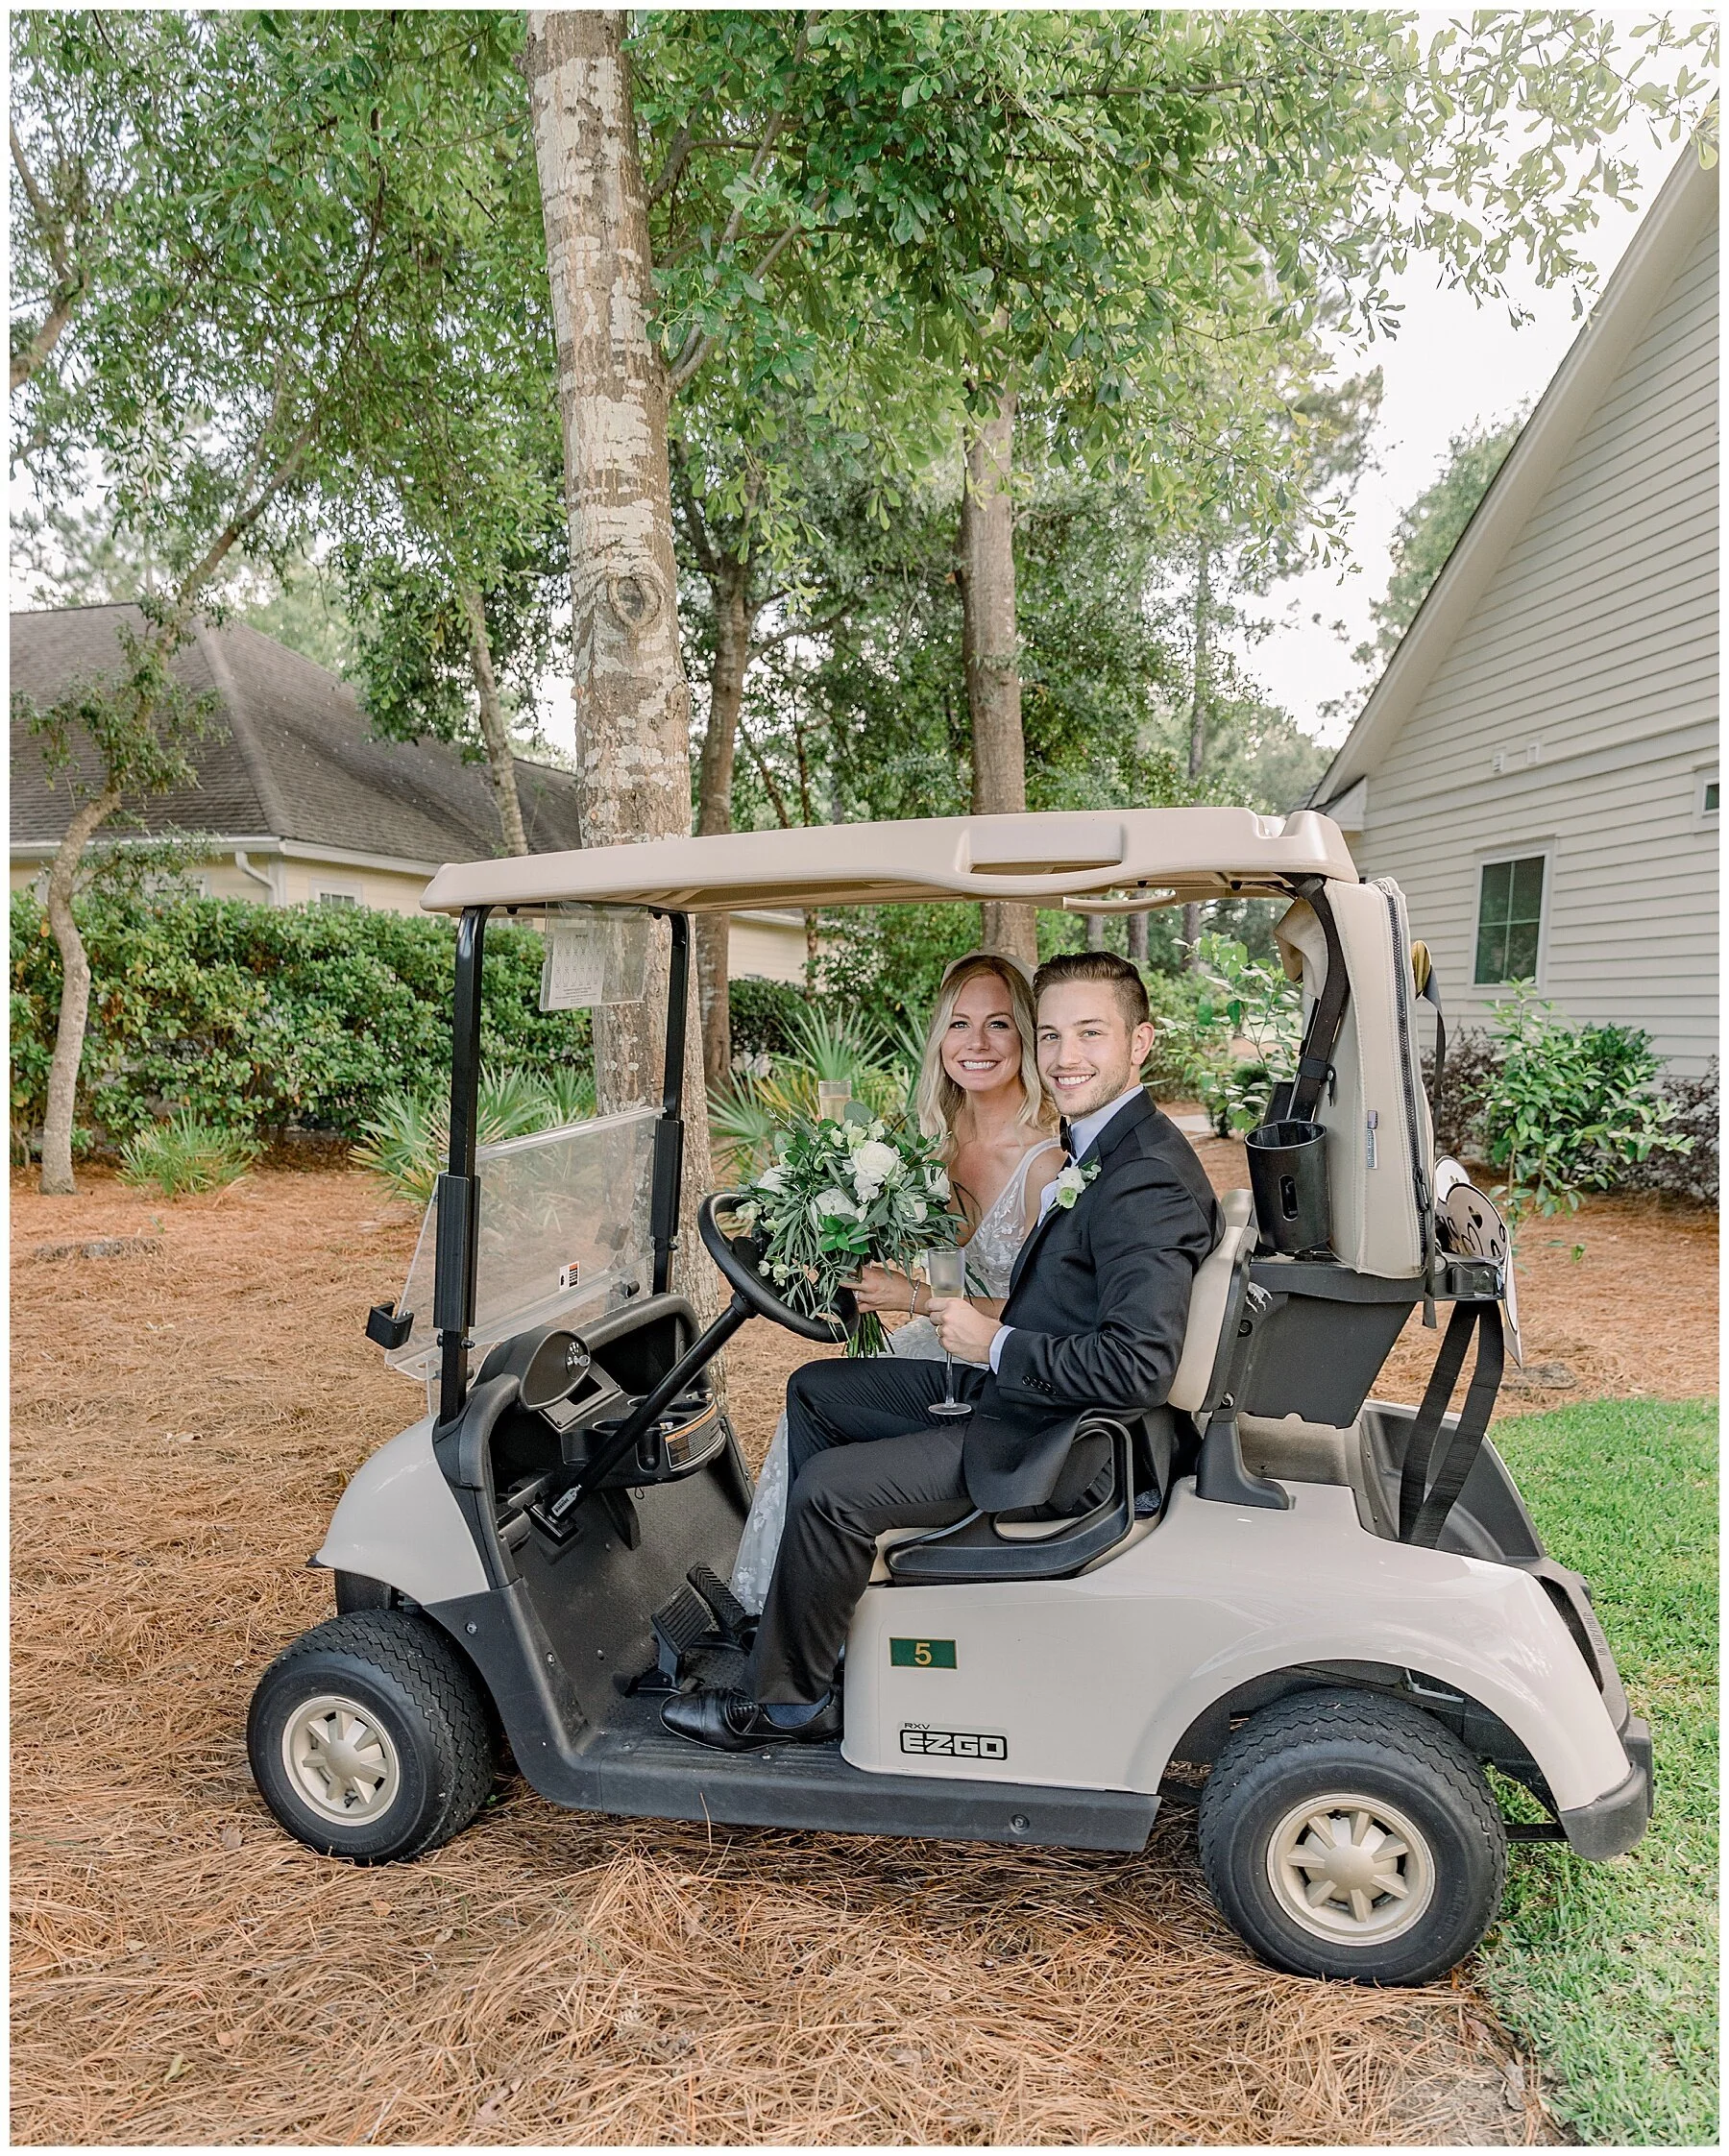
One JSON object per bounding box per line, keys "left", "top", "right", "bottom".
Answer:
{"left": 1399, "top": 1301, "right": 1504, "bottom": 1547}
{"left": 1287, "top": 881, "right": 1351, "bottom": 1123}
{"left": 1414, "top": 949, "right": 1448, "bottom": 1124}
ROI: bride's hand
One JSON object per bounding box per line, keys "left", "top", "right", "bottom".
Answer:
{"left": 848, "top": 1262, "right": 926, "bottom": 1315}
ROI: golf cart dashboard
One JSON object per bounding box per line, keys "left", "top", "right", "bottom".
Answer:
{"left": 477, "top": 1296, "right": 729, "bottom": 1506}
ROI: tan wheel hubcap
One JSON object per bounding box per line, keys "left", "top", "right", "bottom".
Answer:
{"left": 1266, "top": 1790, "right": 1436, "bottom": 1946}
{"left": 282, "top": 1693, "right": 402, "bottom": 1824}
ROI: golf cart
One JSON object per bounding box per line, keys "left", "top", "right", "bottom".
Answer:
{"left": 248, "top": 808, "right": 1650, "bottom": 1987}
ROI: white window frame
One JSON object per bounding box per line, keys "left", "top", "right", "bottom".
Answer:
{"left": 311, "top": 881, "right": 365, "bottom": 908}
{"left": 1694, "top": 767, "right": 1718, "bottom": 827}
{"left": 1470, "top": 841, "right": 1554, "bottom": 992}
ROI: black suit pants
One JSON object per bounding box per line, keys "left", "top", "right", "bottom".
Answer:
{"left": 743, "top": 1356, "right": 986, "bottom": 1704}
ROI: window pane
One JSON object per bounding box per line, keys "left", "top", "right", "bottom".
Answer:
{"left": 1479, "top": 859, "right": 1512, "bottom": 921}
{"left": 1508, "top": 854, "right": 1546, "bottom": 920}
{"left": 1475, "top": 919, "right": 1508, "bottom": 985}
{"left": 1705, "top": 781, "right": 1719, "bottom": 815}
{"left": 1504, "top": 920, "right": 1540, "bottom": 979}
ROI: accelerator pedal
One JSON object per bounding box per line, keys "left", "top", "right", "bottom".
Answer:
{"left": 628, "top": 1581, "right": 722, "bottom": 1698}
{"left": 687, "top": 1563, "right": 753, "bottom": 1648}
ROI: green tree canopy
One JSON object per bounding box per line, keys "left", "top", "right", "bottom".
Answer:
{"left": 1355, "top": 412, "right": 1527, "bottom": 666}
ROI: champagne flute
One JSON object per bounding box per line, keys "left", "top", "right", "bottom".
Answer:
{"left": 923, "top": 1246, "right": 974, "bottom": 1420}
{"left": 816, "top": 1079, "right": 850, "bottom": 1123}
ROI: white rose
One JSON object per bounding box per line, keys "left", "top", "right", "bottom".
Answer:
{"left": 852, "top": 1139, "right": 900, "bottom": 1186}
{"left": 903, "top": 1194, "right": 928, "bottom": 1223}
{"left": 757, "top": 1164, "right": 788, "bottom": 1194}
{"left": 1053, "top": 1162, "right": 1099, "bottom": 1210}
{"left": 924, "top": 1162, "right": 951, "bottom": 1199}
{"left": 810, "top": 1188, "right": 857, "bottom": 1227}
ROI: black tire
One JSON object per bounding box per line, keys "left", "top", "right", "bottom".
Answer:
{"left": 247, "top": 1611, "right": 496, "bottom": 1864}
{"left": 1198, "top": 1687, "right": 1507, "bottom": 1986}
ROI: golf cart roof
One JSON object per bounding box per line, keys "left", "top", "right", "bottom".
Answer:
{"left": 421, "top": 806, "right": 1356, "bottom": 916}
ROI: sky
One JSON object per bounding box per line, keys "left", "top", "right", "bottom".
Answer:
{"left": 1250, "top": 124, "right": 1693, "bottom": 748}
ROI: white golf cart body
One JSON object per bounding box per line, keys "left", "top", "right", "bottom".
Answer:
{"left": 273, "top": 807, "right": 1647, "bottom": 1978}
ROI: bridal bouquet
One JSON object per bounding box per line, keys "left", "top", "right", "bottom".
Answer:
{"left": 726, "top": 1106, "right": 961, "bottom": 1355}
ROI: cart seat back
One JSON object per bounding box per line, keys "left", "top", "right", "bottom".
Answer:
{"left": 1167, "top": 1190, "right": 1255, "bottom": 1416}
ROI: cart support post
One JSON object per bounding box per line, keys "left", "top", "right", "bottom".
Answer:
{"left": 436, "top": 905, "right": 491, "bottom": 1425}
{"left": 649, "top": 910, "right": 691, "bottom": 1296}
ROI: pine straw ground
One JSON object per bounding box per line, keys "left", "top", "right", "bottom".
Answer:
{"left": 10, "top": 1149, "right": 1713, "bottom": 2146}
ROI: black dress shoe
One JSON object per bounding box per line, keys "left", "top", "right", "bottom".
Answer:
{"left": 661, "top": 1686, "right": 841, "bottom": 1753}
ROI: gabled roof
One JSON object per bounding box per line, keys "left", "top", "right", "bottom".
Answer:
{"left": 10, "top": 604, "right": 583, "bottom": 864}
{"left": 1312, "top": 144, "right": 1718, "bottom": 811}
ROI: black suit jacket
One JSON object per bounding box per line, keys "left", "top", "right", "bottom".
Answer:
{"left": 962, "top": 1089, "right": 1222, "bottom": 1509}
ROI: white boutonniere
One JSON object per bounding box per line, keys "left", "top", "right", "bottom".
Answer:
{"left": 1053, "top": 1160, "right": 1101, "bottom": 1209}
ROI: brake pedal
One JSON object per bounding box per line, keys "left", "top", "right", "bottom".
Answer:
{"left": 651, "top": 1581, "right": 720, "bottom": 1684}
{"left": 687, "top": 1563, "right": 753, "bottom": 1647}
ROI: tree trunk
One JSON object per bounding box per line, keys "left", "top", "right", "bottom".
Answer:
{"left": 458, "top": 580, "right": 529, "bottom": 857}
{"left": 1126, "top": 909, "right": 1148, "bottom": 963}
{"left": 38, "top": 787, "right": 121, "bottom": 1194}
{"left": 1182, "top": 539, "right": 1212, "bottom": 969}
{"left": 957, "top": 383, "right": 1036, "bottom": 971}
{"left": 694, "top": 555, "right": 750, "bottom": 1092}
{"left": 526, "top": 8, "right": 715, "bottom": 1319}
{"left": 1084, "top": 912, "right": 1106, "bottom": 953}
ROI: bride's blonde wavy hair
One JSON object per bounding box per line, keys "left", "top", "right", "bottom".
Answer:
{"left": 913, "top": 952, "right": 1055, "bottom": 1159}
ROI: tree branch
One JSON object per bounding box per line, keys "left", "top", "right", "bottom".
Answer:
{"left": 750, "top": 598, "right": 852, "bottom": 655}
{"left": 668, "top": 222, "right": 809, "bottom": 394}
{"left": 11, "top": 288, "right": 82, "bottom": 393}
{"left": 668, "top": 437, "right": 718, "bottom": 576}
{"left": 736, "top": 714, "right": 795, "bottom": 829}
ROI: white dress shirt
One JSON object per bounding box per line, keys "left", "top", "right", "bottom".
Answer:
{"left": 987, "top": 1084, "right": 1146, "bottom": 1373}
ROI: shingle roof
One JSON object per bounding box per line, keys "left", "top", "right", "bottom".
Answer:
{"left": 10, "top": 604, "right": 585, "bottom": 863}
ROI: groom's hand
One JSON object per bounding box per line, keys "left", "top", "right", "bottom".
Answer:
{"left": 930, "top": 1297, "right": 999, "bottom": 1363}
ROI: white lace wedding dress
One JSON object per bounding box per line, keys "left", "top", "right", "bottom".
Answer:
{"left": 730, "top": 1142, "right": 1051, "bottom": 1612}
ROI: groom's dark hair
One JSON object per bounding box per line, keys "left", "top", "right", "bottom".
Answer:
{"left": 1034, "top": 951, "right": 1151, "bottom": 1031}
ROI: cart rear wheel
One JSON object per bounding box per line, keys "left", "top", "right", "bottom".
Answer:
{"left": 248, "top": 1611, "right": 495, "bottom": 1863}
{"left": 1198, "top": 1688, "right": 1507, "bottom": 1986}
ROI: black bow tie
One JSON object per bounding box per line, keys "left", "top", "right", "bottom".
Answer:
{"left": 1059, "top": 1117, "right": 1075, "bottom": 1157}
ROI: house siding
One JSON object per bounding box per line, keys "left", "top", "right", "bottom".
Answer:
{"left": 1352, "top": 219, "right": 1717, "bottom": 1074}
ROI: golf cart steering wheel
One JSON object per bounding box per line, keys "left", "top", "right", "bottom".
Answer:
{"left": 697, "top": 1192, "right": 855, "bottom": 1344}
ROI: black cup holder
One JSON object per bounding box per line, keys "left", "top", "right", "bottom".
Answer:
{"left": 1245, "top": 1118, "right": 1331, "bottom": 1255}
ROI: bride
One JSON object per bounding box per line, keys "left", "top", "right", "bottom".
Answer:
{"left": 730, "top": 951, "right": 1063, "bottom": 1611}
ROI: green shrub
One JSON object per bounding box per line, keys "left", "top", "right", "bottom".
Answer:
{"left": 1142, "top": 969, "right": 1222, "bottom": 1101}
{"left": 1619, "top": 1057, "right": 1717, "bottom": 1203}
{"left": 1189, "top": 933, "right": 1303, "bottom": 1133}
{"left": 118, "top": 1111, "right": 260, "bottom": 1195}
{"left": 1481, "top": 987, "right": 1690, "bottom": 1218}
{"left": 727, "top": 976, "right": 808, "bottom": 1061}
{"left": 814, "top": 901, "right": 984, "bottom": 1033}
{"left": 9, "top": 889, "right": 592, "bottom": 1152}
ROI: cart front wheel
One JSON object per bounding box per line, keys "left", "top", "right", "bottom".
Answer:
{"left": 248, "top": 1611, "right": 495, "bottom": 1863}
{"left": 1198, "top": 1688, "right": 1507, "bottom": 1986}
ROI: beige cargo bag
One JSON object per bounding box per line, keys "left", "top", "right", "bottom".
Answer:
{"left": 1274, "top": 878, "right": 1435, "bottom": 1281}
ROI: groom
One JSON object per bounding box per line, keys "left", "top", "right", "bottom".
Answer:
{"left": 664, "top": 950, "right": 1223, "bottom": 1751}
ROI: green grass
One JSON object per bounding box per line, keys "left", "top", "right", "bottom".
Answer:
{"left": 1476, "top": 1397, "right": 1717, "bottom": 2145}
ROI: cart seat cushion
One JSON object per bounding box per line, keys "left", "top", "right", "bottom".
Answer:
{"left": 1167, "top": 1190, "right": 1254, "bottom": 1416}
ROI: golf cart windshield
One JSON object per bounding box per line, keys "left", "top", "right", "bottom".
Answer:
{"left": 386, "top": 1106, "right": 660, "bottom": 1382}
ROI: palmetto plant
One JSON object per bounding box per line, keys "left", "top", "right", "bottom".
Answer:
{"left": 352, "top": 1064, "right": 595, "bottom": 1203}
{"left": 118, "top": 1111, "right": 260, "bottom": 1196}
{"left": 710, "top": 1004, "right": 911, "bottom": 1175}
